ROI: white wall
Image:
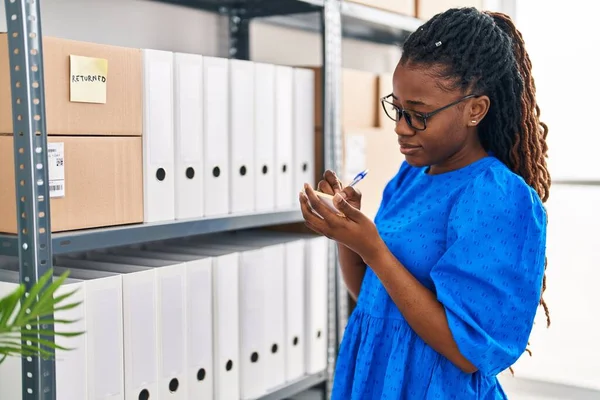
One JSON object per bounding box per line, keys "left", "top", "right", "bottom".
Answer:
{"left": 502, "top": 0, "right": 600, "bottom": 393}
{"left": 516, "top": 0, "right": 600, "bottom": 181}
{"left": 0, "top": 0, "right": 401, "bottom": 73}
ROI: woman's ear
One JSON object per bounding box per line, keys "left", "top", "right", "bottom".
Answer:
{"left": 467, "top": 95, "right": 490, "bottom": 127}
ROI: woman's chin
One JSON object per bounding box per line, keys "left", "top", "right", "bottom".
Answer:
{"left": 403, "top": 154, "right": 429, "bottom": 168}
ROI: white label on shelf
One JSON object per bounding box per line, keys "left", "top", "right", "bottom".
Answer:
{"left": 344, "top": 134, "right": 366, "bottom": 183}
{"left": 48, "top": 142, "right": 65, "bottom": 198}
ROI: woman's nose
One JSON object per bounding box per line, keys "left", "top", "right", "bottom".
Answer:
{"left": 394, "top": 114, "right": 415, "bottom": 137}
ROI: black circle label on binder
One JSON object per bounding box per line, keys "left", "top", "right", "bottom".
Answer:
{"left": 139, "top": 389, "right": 150, "bottom": 400}
{"left": 213, "top": 166, "right": 221, "bottom": 178}
{"left": 186, "top": 167, "right": 195, "bottom": 179}
{"left": 251, "top": 352, "right": 259, "bottom": 363}
{"left": 240, "top": 165, "right": 247, "bottom": 176}
{"left": 197, "top": 368, "right": 206, "bottom": 381}
{"left": 169, "top": 378, "right": 179, "bottom": 393}
{"left": 156, "top": 168, "right": 166, "bottom": 181}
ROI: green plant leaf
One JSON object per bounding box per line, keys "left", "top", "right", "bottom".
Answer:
{"left": 14, "top": 269, "right": 53, "bottom": 323}
{"left": 20, "top": 271, "right": 71, "bottom": 323}
{"left": 0, "top": 285, "right": 24, "bottom": 327}
{"left": 26, "top": 329, "right": 85, "bottom": 338}
{"left": 0, "top": 268, "right": 84, "bottom": 363}
{"left": 0, "top": 342, "right": 54, "bottom": 358}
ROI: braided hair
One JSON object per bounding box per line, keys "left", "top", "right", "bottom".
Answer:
{"left": 401, "top": 7, "right": 551, "bottom": 350}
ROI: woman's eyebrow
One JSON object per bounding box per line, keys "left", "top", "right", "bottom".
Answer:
{"left": 391, "top": 93, "right": 429, "bottom": 107}
{"left": 405, "top": 99, "right": 428, "bottom": 106}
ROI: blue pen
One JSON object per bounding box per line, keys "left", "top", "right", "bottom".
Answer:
{"left": 348, "top": 169, "right": 369, "bottom": 187}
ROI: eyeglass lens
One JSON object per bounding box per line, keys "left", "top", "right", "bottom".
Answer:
{"left": 382, "top": 100, "right": 426, "bottom": 130}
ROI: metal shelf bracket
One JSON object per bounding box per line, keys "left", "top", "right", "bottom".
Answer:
{"left": 3, "top": 0, "right": 56, "bottom": 399}
{"left": 228, "top": 7, "right": 250, "bottom": 60}
{"left": 321, "top": 0, "right": 343, "bottom": 396}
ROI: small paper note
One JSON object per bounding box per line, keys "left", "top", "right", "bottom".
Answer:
{"left": 344, "top": 135, "right": 366, "bottom": 182}
{"left": 69, "top": 55, "right": 108, "bottom": 104}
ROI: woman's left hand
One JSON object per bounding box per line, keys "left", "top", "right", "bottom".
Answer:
{"left": 300, "top": 184, "right": 385, "bottom": 263}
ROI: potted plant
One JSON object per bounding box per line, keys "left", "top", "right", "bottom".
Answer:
{"left": 0, "top": 269, "right": 83, "bottom": 364}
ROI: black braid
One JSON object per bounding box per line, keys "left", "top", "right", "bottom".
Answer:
{"left": 401, "top": 7, "right": 552, "bottom": 369}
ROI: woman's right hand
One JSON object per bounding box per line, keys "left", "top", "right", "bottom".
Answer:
{"left": 315, "top": 170, "right": 367, "bottom": 301}
{"left": 317, "top": 170, "right": 362, "bottom": 210}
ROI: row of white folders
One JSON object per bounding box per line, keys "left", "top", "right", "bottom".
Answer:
{"left": 0, "top": 232, "right": 328, "bottom": 400}
{"left": 143, "top": 49, "right": 316, "bottom": 222}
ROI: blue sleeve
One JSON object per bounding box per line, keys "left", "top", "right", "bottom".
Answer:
{"left": 429, "top": 168, "right": 547, "bottom": 376}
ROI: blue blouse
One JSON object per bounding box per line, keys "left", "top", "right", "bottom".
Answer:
{"left": 331, "top": 156, "right": 547, "bottom": 399}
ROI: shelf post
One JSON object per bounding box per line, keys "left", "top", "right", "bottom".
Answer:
{"left": 229, "top": 7, "right": 250, "bottom": 60}
{"left": 3, "top": 0, "right": 56, "bottom": 399}
{"left": 321, "top": 0, "right": 344, "bottom": 396}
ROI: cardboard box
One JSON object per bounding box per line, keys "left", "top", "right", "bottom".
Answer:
{"left": 342, "top": 128, "right": 404, "bottom": 219}
{"left": 0, "top": 34, "right": 142, "bottom": 136}
{"left": 309, "top": 67, "right": 378, "bottom": 129}
{"left": 0, "top": 136, "right": 143, "bottom": 233}
{"left": 377, "top": 72, "right": 396, "bottom": 132}
{"left": 348, "top": 0, "right": 416, "bottom": 17}
{"left": 416, "top": 0, "right": 483, "bottom": 21}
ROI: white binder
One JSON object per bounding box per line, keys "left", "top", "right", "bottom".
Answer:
{"left": 85, "top": 252, "right": 188, "bottom": 400}
{"left": 193, "top": 231, "right": 308, "bottom": 381}
{"left": 229, "top": 59, "right": 256, "bottom": 214}
{"left": 0, "top": 273, "right": 22, "bottom": 399}
{"left": 304, "top": 236, "right": 329, "bottom": 373}
{"left": 0, "top": 271, "right": 86, "bottom": 400}
{"left": 282, "top": 239, "right": 307, "bottom": 381}
{"left": 142, "top": 49, "right": 176, "bottom": 222}
{"left": 0, "top": 272, "right": 25, "bottom": 400}
{"left": 293, "top": 67, "right": 316, "bottom": 191}
{"left": 173, "top": 52, "right": 204, "bottom": 220}
{"left": 274, "top": 65, "right": 295, "bottom": 209}
{"left": 0, "top": 267, "right": 125, "bottom": 400}
{"left": 149, "top": 243, "right": 240, "bottom": 400}
{"left": 99, "top": 247, "right": 214, "bottom": 399}
{"left": 187, "top": 239, "right": 286, "bottom": 391}
{"left": 54, "top": 267, "right": 125, "bottom": 400}
{"left": 203, "top": 56, "right": 230, "bottom": 217}
{"left": 181, "top": 241, "right": 270, "bottom": 398}
{"left": 57, "top": 257, "right": 160, "bottom": 400}
{"left": 253, "top": 63, "right": 276, "bottom": 212}
{"left": 225, "top": 231, "right": 327, "bottom": 374}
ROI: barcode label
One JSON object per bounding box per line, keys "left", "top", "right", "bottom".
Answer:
{"left": 48, "top": 142, "right": 65, "bottom": 198}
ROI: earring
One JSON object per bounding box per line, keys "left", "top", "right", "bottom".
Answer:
{"left": 471, "top": 120, "right": 477, "bottom": 125}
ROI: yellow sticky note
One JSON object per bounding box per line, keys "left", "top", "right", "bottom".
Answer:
{"left": 69, "top": 55, "right": 108, "bottom": 104}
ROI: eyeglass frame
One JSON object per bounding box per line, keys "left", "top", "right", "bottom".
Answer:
{"left": 380, "top": 93, "right": 480, "bottom": 131}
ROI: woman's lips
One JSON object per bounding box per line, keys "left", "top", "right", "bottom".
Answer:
{"left": 399, "top": 141, "right": 422, "bottom": 155}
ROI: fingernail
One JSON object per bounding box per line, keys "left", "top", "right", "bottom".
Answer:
{"left": 339, "top": 192, "right": 347, "bottom": 200}
{"left": 334, "top": 193, "right": 343, "bottom": 203}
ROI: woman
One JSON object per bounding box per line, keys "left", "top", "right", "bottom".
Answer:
{"left": 299, "top": 7, "right": 550, "bottom": 399}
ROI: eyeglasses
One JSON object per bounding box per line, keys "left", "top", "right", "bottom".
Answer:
{"left": 380, "top": 93, "right": 479, "bottom": 131}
